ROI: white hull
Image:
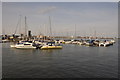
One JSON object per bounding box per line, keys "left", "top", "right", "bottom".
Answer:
{"left": 10, "top": 41, "right": 37, "bottom": 49}
{"left": 10, "top": 45, "right": 16, "bottom": 48}
{"left": 65, "top": 41, "right": 72, "bottom": 44}
{"left": 99, "top": 42, "right": 111, "bottom": 47}
{"left": 16, "top": 46, "right": 36, "bottom": 49}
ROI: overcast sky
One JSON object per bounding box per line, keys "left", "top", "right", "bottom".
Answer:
{"left": 2, "top": 2, "right": 118, "bottom": 37}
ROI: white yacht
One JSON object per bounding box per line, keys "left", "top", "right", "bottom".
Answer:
{"left": 10, "top": 41, "right": 36, "bottom": 49}
{"left": 64, "top": 40, "right": 72, "bottom": 44}
{"left": 71, "top": 39, "right": 80, "bottom": 44}
{"left": 110, "top": 39, "right": 115, "bottom": 43}
{"left": 99, "top": 40, "right": 111, "bottom": 47}
{"left": 2, "top": 39, "right": 9, "bottom": 43}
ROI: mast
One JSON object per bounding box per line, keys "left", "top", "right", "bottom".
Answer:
{"left": 25, "top": 16, "right": 27, "bottom": 36}
{"left": 39, "top": 25, "right": 41, "bottom": 35}
{"left": 3, "top": 26, "right": 5, "bottom": 35}
{"left": 49, "top": 16, "right": 52, "bottom": 37}
{"left": 94, "top": 30, "right": 96, "bottom": 38}
{"left": 14, "top": 15, "right": 21, "bottom": 35}
{"left": 66, "top": 32, "right": 68, "bottom": 37}
{"left": 44, "top": 24, "right": 47, "bottom": 36}
{"left": 74, "top": 24, "right": 76, "bottom": 39}
{"left": 19, "top": 15, "right": 21, "bottom": 34}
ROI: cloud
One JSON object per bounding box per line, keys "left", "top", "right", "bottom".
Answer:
{"left": 38, "top": 6, "right": 57, "bottom": 14}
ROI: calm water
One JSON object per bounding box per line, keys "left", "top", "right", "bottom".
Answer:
{"left": 2, "top": 40, "right": 118, "bottom": 78}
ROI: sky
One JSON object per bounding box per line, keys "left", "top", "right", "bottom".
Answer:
{"left": 2, "top": 0, "right": 120, "bottom": 2}
{"left": 2, "top": 2, "right": 118, "bottom": 37}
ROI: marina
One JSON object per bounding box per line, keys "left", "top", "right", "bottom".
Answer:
{"left": 1, "top": 2, "right": 118, "bottom": 79}
{"left": 1, "top": 14, "right": 117, "bottom": 49}
{"left": 1, "top": 34, "right": 116, "bottom": 49}
{"left": 1, "top": 33, "right": 118, "bottom": 78}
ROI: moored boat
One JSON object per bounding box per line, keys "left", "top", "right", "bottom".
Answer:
{"left": 84, "top": 40, "right": 94, "bottom": 46}
{"left": 10, "top": 41, "right": 37, "bottom": 49}
{"left": 64, "top": 40, "right": 72, "bottom": 44}
{"left": 99, "top": 40, "right": 111, "bottom": 47}
{"left": 2, "top": 39, "right": 10, "bottom": 43}
{"left": 41, "top": 42, "right": 62, "bottom": 49}
{"left": 71, "top": 39, "right": 80, "bottom": 44}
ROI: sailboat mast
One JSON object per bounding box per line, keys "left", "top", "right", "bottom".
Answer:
{"left": 14, "top": 16, "right": 21, "bottom": 35}
{"left": 39, "top": 25, "right": 41, "bottom": 35}
{"left": 94, "top": 30, "right": 96, "bottom": 38}
{"left": 25, "top": 16, "right": 27, "bottom": 36}
{"left": 49, "top": 16, "right": 52, "bottom": 37}
{"left": 74, "top": 24, "right": 76, "bottom": 39}
{"left": 3, "top": 27, "right": 5, "bottom": 35}
{"left": 19, "top": 15, "right": 21, "bottom": 34}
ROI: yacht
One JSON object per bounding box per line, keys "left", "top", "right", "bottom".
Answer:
{"left": 64, "top": 40, "right": 72, "bottom": 44}
{"left": 71, "top": 39, "right": 80, "bottom": 44}
{"left": 10, "top": 41, "right": 37, "bottom": 49}
{"left": 2, "top": 39, "right": 9, "bottom": 43}
{"left": 110, "top": 39, "right": 115, "bottom": 44}
{"left": 84, "top": 40, "right": 94, "bottom": 46}
{"left": 99, "top": 40, "right": 111, "bottom": 47}
{"left": 41, "top": 42, "right": 62, "bottom": 49}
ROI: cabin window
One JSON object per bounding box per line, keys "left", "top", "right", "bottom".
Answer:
{"left": 28, "top": 41, "right": 32, "bottom": 43}
{"left": 24, "top": 44, "right": 31, "bottom": 45}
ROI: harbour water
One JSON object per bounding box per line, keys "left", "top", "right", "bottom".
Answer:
{"left": 2, "top": 39, "right": 118, "bottom": 78}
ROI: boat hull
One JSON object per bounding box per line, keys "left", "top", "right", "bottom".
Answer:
{"left": 16, "top": 46, "right": 36, "bottom": 49}
{"left": 41, "top": 46, "right": 62, "bottom": 49}
{"left": 10, "top": 45, "right": 16, "bottom": 48}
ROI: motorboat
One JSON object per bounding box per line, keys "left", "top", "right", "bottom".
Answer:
{"left": 93, "top": 39, "right": 100, "bottom": 46}
{"left": 78, "top": 41, "right": 85, "bottom": 45}
{"left": 2, "top": 39, "right": 9, "bottom": 43}
{"left": 71, "top": 39, "right": 80, "bottom": 44}
{"left": 110, "top": 39, "right": 115, "bottom": 43}
{"left": 58, "top": 40, "right": 65, "bottom": 44}
{"left": 84, "top": 40, "right": 94, "bottom": 46}
{"left": 10, "top": 41, "right": 37, "bottom": 49}
{"left": 41, "top": 42, "right": 62, "bottom": 49}
{"left": 64, "top": 40, "right": 72, "bottom": 44}
{"left": 78, "top": 39, "right": 85, "bottom": 45}
{"left": 99, "top": 40, "right": 111, "bottom": 47}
